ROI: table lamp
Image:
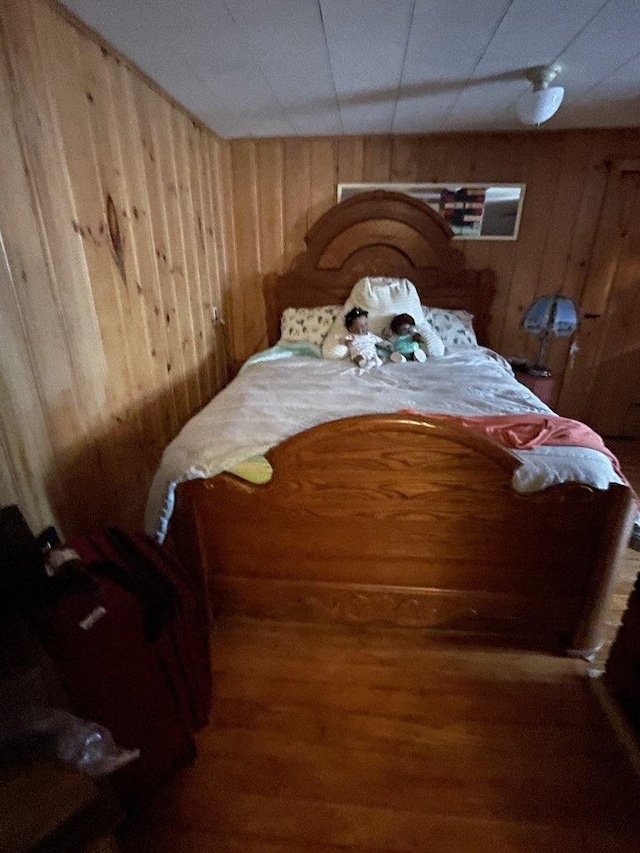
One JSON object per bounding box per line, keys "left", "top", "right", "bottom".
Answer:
{"left": 521, "top": 292, "right": 578, "bottom": 376}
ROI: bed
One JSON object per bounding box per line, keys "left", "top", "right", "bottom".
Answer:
{"left": 149, "top": 190, "right": 636, "bottom": 658}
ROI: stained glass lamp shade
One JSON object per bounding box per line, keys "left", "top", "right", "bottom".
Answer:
{"left": 522, "top": 293, "right": 578, "bottom": 375}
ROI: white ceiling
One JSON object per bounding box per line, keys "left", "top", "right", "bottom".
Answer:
{"left": 61, "top": 0, "right": 640, "bottom": 139}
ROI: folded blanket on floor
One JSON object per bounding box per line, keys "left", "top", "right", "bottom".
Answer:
{"left": 400, "top": 411, "right": 638, "bottom": 506}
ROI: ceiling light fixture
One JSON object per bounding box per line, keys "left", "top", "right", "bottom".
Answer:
{"left": 516, "top": 64, "right": 564, "bottom": 126}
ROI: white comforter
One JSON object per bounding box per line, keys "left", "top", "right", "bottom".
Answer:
{"left": 145, "top": 346, "right": 624, "bottom": 542}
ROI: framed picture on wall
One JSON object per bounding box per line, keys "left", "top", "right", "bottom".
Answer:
{"left": 337, "top": 183, "right": 526, "bottom": 240}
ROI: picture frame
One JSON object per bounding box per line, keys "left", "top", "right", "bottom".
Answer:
{"left": 337, "top": 182, "right": 526, "bottom": 240}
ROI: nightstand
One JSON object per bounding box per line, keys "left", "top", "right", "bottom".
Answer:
{"left": 513, "top": 369, "right": 555, "bottom": 406}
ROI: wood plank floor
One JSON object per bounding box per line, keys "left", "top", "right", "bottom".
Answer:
{"left": 593, "top": 438, "right": 640, "bottom": 669}
{"left": 119, "top": 618, "right": 640, "bottom": 852}
{"left": 119, "top": 439, "right": 640, "bottom": 852}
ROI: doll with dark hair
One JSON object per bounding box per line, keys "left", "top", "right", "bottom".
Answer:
{"left": 387, "top": 313, "right": 427, "bottom": 363}
{"left": 343, "top": 307, "right": 392, "bottom": 369}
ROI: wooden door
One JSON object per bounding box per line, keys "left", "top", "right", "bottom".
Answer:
{"left": 558, "top": 162, "right": 640, "bottom": 437}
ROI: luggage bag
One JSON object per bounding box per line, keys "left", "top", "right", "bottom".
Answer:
{"left": 35, "top": 529, "right": 211, "bottom": 806}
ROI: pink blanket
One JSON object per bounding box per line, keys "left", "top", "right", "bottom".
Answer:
{"left": 400, "top": 411, "right": 636, "bottom": 502}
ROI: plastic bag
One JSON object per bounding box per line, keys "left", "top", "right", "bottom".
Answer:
{"left": 22, "top": 707, "right": 140, "bottom": 776}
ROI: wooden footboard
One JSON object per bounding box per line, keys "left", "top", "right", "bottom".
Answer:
{"left": 172, "top": 414, "right": 635, "bottom": 656}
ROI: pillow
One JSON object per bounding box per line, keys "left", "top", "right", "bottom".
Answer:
{"left": 279, "top": 305, "right": 342, "bottom": 347}
{"left": 322, "top": 277, "right": 426, "bottom": 359}
{"left": 422, "top": 306, "right": 478, "bottom": 348}
{"left": 415, "top": 320, "right": 446, "bottom": 357}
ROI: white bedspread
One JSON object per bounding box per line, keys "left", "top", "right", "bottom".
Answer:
{"left": 145, "top": 347, "right": 624, "bottom": 542}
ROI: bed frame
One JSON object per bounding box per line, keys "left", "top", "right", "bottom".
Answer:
{"left": 172, "top": 191, "right": 635, "bottom": 657}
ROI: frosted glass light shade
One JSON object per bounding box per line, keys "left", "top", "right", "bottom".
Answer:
{"left": 516, "top": 86, "right": 564, "bottom": 126}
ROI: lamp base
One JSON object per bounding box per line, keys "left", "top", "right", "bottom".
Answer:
{"left": 528, "top": 364, "right": 552, "bottom": 378}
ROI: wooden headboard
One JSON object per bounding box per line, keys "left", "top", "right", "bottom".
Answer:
{"left": 264, "top": 190, "right": 496, "bottom": 346}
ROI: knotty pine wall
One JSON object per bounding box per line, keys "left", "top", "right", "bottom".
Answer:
{"left": 2, "top": 0, "right": 639, "bottom": 540}
{"left": 0, "top": 0, "right": 235, "bottom": 536}
{"left": 228, "top": 130, "right": 640, "bottom": 411}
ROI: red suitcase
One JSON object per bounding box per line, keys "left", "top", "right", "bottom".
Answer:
{"left": 34, "top": 529, "right": 211, "bottom": 807}
{"left": 71, "top": 529, "right": 212, "bottom": 731}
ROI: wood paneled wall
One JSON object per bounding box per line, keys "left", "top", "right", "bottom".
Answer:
{"left": 227, "top": 130, "right": 640, "bottom": 410}
{"left": 0, "top": 0, "right": 234, "bottom": 536}
{"left": 1, "top": 0, "right": 638, "bottom": 539}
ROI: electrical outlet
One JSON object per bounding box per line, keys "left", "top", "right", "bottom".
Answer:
{"left": 210, "top": 305, "right": 219, "bottom": 323}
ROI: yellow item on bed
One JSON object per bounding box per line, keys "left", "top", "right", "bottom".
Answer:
{"left": 224, "top": 455, "right": 273, "bottom": 484}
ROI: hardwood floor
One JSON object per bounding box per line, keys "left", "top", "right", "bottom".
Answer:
{"left": 119, "top": 440, "right": 640, "bottom": 852}
{"left": 119, "top": 617, "right": 640, "bottom": 852}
